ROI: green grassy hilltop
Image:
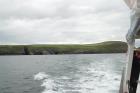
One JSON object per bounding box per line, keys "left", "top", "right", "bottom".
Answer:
{"left": 0, "top": 41, "right": 127, "bottom": 55}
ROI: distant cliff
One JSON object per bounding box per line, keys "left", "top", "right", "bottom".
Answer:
{"left": 0, "top": 41, "right": 127, "bottom": 55}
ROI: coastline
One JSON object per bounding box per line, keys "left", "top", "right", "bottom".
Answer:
{"left": 0, "top": 41, "right": 127, "bottom": 55}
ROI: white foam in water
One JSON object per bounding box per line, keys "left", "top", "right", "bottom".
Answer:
{"left": 76, "top": 65, "right": 121, "bottom": 93}
{"left": 41, "top": 79, "right": 55, "bottom": 89}
{"left": 34, "top": 70, "right": 120, "bottom": 93}
{"left": 34, "top": 72, "right": 49, "bottom": 80}
{"left": 34, "top": 72, "right": 60, "bottom": 93}
{"left": 34, "top": 62, "right": 121, "bottom": 93}
{"left": 60, "top": 76, "right": 70, "bottom": 80}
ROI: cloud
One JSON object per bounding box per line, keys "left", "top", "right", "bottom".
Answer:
{"left": 0, "top": 0, "right": 130, "bottom": 44}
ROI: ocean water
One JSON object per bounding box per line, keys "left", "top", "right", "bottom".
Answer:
{"left": 0, "top": 54, "right": 126, "bottom": 93}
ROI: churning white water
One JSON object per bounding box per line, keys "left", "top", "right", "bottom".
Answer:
{"left": 34, "top": 54, "right": 125, "bottom": 93}
{"left": 0, "top": 54, "right": 125, "bottom": 93}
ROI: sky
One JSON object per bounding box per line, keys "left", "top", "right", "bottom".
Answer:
{"left": 0, "top": 0, "right": 130, "bottom": 44}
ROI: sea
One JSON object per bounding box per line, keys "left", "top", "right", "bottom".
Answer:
{"left": 0, "top": 54, "right": 126, "bottom": 93}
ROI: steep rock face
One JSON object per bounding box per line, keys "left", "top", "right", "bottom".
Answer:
{"left": 24, "top": 46, "right": 30, "bottom": 55}
{"left": 0, "top": 41, "right": 128, "bottom": 55}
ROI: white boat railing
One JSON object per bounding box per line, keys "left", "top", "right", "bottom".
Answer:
{"left": 120, "top": 0, "right": 140, "bottom": 93}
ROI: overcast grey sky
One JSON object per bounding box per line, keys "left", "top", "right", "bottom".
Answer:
{"left": 0, "top": 0, "right": 130, "bottom": 44}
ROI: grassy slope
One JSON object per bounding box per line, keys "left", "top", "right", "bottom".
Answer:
{"left": 0, "top": 41, "right": 127, "bottom": 55}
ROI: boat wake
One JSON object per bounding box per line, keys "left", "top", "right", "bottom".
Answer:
{"left": 34, "top": 62, "right": 121, "bottom": 93}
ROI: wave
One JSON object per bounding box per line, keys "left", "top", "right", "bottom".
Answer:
{"left": 34, "top": 61, "right": 121, "bottom": 93}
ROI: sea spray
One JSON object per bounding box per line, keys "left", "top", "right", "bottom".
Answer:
{"left": 34, "top": 67, "right": 121, "bottom": 93}
{"left": 33, "top": 54, "right": 124, "bottom": 93}
{"left": 34, "top": 72, "right": 49, "bottom": 80}
{"left": 34, "top": 72, "right": 58, "bottom": 93}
